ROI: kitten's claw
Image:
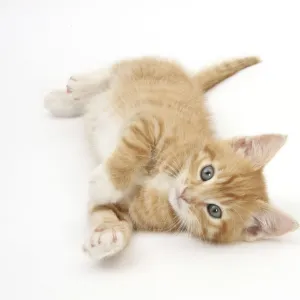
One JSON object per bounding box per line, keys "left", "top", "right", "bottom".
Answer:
{"left": 83, "top": 226, "right": 125, "bottom": 260}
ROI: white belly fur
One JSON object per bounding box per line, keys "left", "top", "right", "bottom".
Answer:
{"left": 84, "top": 90, "right": 123, "bottom": 163}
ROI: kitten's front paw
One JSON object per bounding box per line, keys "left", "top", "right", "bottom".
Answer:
{"left": 89, "top": 164, "right": 123, "bottom": 205}
{"left": 83, "top": 226, "right": 126, "bottom": 260}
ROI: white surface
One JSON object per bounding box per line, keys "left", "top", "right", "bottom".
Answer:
{"left": 2, "top": 1, "right": 300, "bottom": 299}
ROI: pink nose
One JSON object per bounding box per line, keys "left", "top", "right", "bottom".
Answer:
{"left": 180, "top": 187, "right": 187, "bottom": 197}
{"left": 180, "top": 187, "right": 189, "bottom": 202}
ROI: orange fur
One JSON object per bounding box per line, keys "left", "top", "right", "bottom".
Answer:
{"left": 46, "top": 56, "right": 299, "bottom": 260}
{"left": 104, "top": 58, "right": 297, "bottom": 243}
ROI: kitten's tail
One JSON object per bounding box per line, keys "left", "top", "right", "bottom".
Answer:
{"left": 194, "top": 56, "right": 261, "bottom": 92}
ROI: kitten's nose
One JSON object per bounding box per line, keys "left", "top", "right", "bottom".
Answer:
{"left": 180, "top": 187, "right": 189, "bottom": 203}
{"left": 180, "top": 187, "right": 187, "bottom": 196}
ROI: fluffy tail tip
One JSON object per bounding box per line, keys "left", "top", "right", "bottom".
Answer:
{"left": 244, "top": 56, "right": 262, "bottom": 65}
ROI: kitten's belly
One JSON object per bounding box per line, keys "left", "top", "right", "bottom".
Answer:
{"left": 83, "top": 92, "right": 178, "bottom": 231}
{"left": 84, "top": 90, "right": 124, "bottom": 162}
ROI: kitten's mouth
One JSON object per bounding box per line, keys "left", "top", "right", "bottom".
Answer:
{"left": 168, "top": 185, "right": 188, "bottom": 211}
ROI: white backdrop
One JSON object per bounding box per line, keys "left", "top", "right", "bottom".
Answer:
{"left": 2, "top": 1, "right": 300, "bottom": 299}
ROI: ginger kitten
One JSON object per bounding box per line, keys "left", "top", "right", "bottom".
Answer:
{"left": 45, "top": 56, "right": 299, "bottom": 260}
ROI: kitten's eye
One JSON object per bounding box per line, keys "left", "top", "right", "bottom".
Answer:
{"left": 200, "top": 165, "right": 214, "bottom": 181}
{"left": 207, "top": 204, "right": 222, "bottom": 219}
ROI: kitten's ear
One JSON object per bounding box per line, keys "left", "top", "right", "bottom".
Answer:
{"left": 228, "top": 134, "right": 287, "bottom": 169}
{"left": 243, "top": 203, "right": 299, "bottom": 242}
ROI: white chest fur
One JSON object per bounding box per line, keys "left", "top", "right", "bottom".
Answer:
{"left": 146, "top": 173, "right": 175, "bottom": 193}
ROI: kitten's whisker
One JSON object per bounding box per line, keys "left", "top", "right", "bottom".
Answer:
{"left": 192, "top": 215, "right": 204, "bottom": 238}
{"left": 230, "top": 206, "right": 246, "bottom": 223}
{"left": 166, "top": 217, "right": 181, "bottom": 232}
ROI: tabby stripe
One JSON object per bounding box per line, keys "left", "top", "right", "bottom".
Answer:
{"left": 203, "top": 146, "right": 216, "bottom": 160}
{"left": 122, "top": 137, "right": 148, "bottom": 156}
{"left": 222, "top": 175, "right": 238, "bottom": 185}
{"left": 131, "top": 125, "right": 150, "bottom": 144}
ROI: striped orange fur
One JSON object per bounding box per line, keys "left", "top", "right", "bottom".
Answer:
{"left": 45, "top": 56, "right": 299, "bottom": 260}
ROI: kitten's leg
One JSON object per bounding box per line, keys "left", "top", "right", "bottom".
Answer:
{"left": 88, "top": 114, "right": 162, "bottom": 205}
{"left": 83, "top": 205, "right": 133, "bottom": 260}
{"left": 68, "top": 68, "right": 111, "bottom": 82}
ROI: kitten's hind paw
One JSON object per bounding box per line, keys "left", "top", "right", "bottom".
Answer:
{"left": 67, "top": 68, "right": 111, "bottom": 99}
{"left": 67, "top": 76, "right": 90, "bottom": 94}
{"left": 83, "top": 225, "right": 126, "bottom": 260}
{"left": 44, "top": 90, "right": 84, "bottom": 118}
{"left": 66, "top": 76, "right": 102, "bottom": 99}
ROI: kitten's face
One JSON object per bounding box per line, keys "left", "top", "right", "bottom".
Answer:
{"left": 168, "top": 134, "right": 298, "bottom": 243}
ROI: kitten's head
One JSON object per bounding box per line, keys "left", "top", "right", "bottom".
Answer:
{"left": 168, "top": 134, "right": 299, "bottom": 243}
